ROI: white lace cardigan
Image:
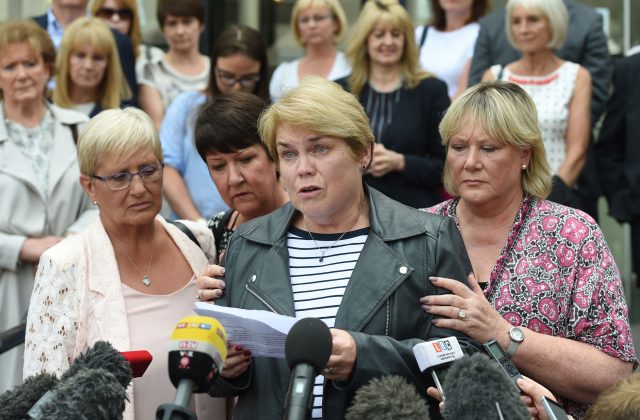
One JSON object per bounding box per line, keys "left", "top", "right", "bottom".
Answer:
{"left": 23, "top": 216, "right": 215, "bottom": 420}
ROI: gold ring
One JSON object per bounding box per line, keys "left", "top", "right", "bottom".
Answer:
{"left": 458, "top": 308, "right": 466, "bottom": 319}
{"left": 323, "top": 366, "right": 334, "bottom": 375}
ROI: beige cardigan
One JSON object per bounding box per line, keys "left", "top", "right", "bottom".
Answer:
{"left": 23, "top": 216, "right": 221, "bottom": 419}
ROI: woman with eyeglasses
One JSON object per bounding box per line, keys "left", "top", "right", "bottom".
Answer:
{"left": 269, "top": 0, "right": 351, "bottom": 102}
{"left": 160, "top": 25, "right": 269, "bottom": 222}
{"left": 23, "top": 108, "right": 227, "bottom": 420}
{"left": 137, "top": 0, "right": 209, "bottom": 130}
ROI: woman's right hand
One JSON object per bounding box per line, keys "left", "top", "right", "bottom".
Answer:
{"left": 19, "top": 236, "right": 63, "bottom": 263}
{"left": 220, "top": 342, "right": 252, "bottom": 379}
{"left": 196, "top": 264, "right": 226, "bottom": 301}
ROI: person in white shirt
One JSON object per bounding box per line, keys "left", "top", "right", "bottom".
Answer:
{"left": 269, "top": 0, "right": 350, "bottom": 102}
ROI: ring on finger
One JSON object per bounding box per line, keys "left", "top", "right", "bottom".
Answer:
{"left": 322, "top": 366, "right": 334, "bottom": 375}
{"left": 457, "top": 308, "right": 466, "bottom": 320}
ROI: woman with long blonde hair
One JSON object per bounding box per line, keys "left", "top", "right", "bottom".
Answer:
{"left": 338, "top": 0, "right": 450, "bottom": 208}
{"left": 53, "top": 17, "right": 131, "bottom": 117}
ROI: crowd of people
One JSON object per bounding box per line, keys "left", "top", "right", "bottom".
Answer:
{"left": 1, "top": 0, "right": 639, "bottom": 419}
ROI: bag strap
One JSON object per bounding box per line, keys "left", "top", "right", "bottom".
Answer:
{"left": 68, "top": 124, "right": 78, "bottom": 145}
{"left": 419, "top": 25, "right": 429, "bottom": 48}
{"left": 170, "top": 220, "right": 201, "bottom": 249}
{"left": 496, "top": 65, "right": 505, "bottom": 80}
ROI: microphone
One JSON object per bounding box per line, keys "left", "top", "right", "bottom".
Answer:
{"left": 28, "top": 340, "right": 133, "bottom": 419}
{"left": 32, "top": 368, "right": 128, "bottom": 420}
{"left": 284, "top": 318, "right": 332, "bottom": 420}
{"left": 0, "top": 372, "right": 58, "bottom": 420}
{"left": 61, "top": 340, "right": 133, "bottom": 388}
{"left": 345, "top": 375, "right": 430, "bottom": 420}
{"left": 442, "top": 352, "right": 529, "bottom": 420}
{"left": 413, "top": 336, "right": 464, "bottom": 401}
{"left": 156, "top": 315, "right": 228, "bottom": 420}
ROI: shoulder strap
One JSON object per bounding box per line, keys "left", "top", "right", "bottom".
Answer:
{"left": 170, "top": 220, "right": 201, "bottom": 249}
{"left": 419, "top": 25, "right": 429, "bottom": 48}
{"left": 68, "top": 124, "right": 78, "bottom": 145}
{"left": 497, "top": 65, "right": 505, "bottom": 80}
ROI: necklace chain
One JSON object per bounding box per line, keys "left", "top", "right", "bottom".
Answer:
{"left": 109, "top": 223, "right": 156, "bottom": 286}
{"left": 304, "top": 200, "right": 365, "bottom": 263}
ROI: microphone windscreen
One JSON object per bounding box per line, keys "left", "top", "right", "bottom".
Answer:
{"left": 61, "top": 341, "right": 132, "bottom": 389}
{"left": 346, "top": 375, "right": 430, "bottom": 420}
{"left": 285, "top": 318, "right": 332, "bottom": 374}
{"left": 38, "top": 368, "right": 127, "bottom": 420}
{"left": 443, "top": 353, "right": 529, "bottom": 420}
{"left": 0, "top": 372, "right": 58, "bottom": 419}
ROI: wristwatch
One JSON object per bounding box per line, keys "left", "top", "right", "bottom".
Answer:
{"left": 506, "top": 326, "right": 525, "bottom": 357}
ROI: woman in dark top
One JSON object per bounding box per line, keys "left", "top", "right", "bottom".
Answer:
{"left": 194, "top": 92, "right": 288, "bottom": 261}
{"left": 338, "top": 0, "right": 450, "bottom": 208}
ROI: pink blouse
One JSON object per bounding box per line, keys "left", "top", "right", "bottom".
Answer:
{"left": 425, "top": 196, "right": 636, "bottom": 418}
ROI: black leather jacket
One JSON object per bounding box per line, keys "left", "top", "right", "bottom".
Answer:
{"left": 210, "top": 187, "right": 481, "bottom": 419}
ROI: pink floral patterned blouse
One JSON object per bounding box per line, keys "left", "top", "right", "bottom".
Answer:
{"left": 425, "top": 196, "right": 636, "bottom": 418}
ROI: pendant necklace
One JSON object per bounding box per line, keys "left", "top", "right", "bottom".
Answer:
{"left": 304, "top": 201, "right": 364, "bottom": 263}
{"left": 110, "top": 223, "right": 156, "bottom": 286}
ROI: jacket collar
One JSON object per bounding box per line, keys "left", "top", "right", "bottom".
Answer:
{"left": 239, "top": 185, "right": 431, "bottom": 244}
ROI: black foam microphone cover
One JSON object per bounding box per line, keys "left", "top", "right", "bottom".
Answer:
{"left": 285, "top": 318, "right": 332, "bottom": 374}
{"left": 443, "top": 353, "right": 529, "bottom": 420}
{"left": 62, "top": 340, "right": 132, "bottom": 389}
{"left": 38, "top": 368, "right": 128, "bottom": 420}
{"left": 346, "top": 375, "right": 430, "bottom": 420}
{"left": 0, "top": 372, "right": 58, "bottom": 419}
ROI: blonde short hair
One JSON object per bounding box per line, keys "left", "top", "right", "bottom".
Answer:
{"left": 77, "top": 107, "right": 162, "bottom": 176}
{"left": 91, "top": 0, "right": 141, "bottom": 57}
{"left": 0, "top": 20, "right": 55, "bottom": 100}
{"left": 258, "top": 76, "right": 375, "bottom": 168}
{"left": 439, "top": 80, "right": 552, "bottom": 199}
{"left": 53, "top": 17, "right": 131, "bottom": 111}
{"left": 346, "top": 0, "right": 429, "bottom": 96}
{"left": 291, "top": 0, "right": 347, "bottom": 47}
{"left": 506, "top": 0, "right": 568, "bottom": 50}
{"left": 585, "top": 373, "right": 640, "bottom": 420}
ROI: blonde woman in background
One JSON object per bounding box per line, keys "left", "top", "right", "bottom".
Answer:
{"left": 269, "top": 0, "right": 350, "bottom": 101}
{"left": 338, "top": 0, "right": 450, "bottom": 208}
{"left": 92, "top": 0, "right": 142, "bottom": 57}
{"left": 53, "top": 17, "right": 132, "bottom": 117}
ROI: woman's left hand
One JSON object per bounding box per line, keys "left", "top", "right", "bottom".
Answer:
{"left": 367, "top": 143, "right": 405, "bottom": 177}
{"left": 420, "top": 274, "right": 509, "bottom": 343}
{"left": 322, "top": 329, "right": 357, "bottom": 382}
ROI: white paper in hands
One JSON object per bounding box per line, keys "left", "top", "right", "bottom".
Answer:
{"left": 194, "top": 301, "right": 299, "bottom": 358}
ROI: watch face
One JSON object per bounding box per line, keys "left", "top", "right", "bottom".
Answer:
{"left": 510, "top": 327, "right": 524, "bottom": 342}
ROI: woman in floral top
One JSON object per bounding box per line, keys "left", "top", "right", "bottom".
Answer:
{"left": 421, "top": 81, "right": 636, "bottom": 419}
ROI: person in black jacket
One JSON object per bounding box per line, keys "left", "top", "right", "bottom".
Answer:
{"left": 337, "top": 0, "right": 450, "bottom": 208}
{"left": 595, "top": 53, "right": 640, "bottom": 284}
{"left": 33, "top": 0, "right": 138, "bottom": 106}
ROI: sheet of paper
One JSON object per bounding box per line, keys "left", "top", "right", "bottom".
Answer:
{"left": 193, "top": 302, "right": 299, "bottom": 358}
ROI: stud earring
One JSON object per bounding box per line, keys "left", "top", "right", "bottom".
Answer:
{"left": 522, "top": 165, "right": 527, "bottom": 171}
{"left": 93, "top": 201, "right": 99, "bottom": 206}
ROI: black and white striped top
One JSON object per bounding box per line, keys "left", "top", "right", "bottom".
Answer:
{"left": 287, "top": 226, "right": 369, "bottom": 419}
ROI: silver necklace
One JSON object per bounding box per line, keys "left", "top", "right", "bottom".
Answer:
{"left": 303, "top": 204, "right": 364, "bottom": 263}
{"left": 109, "top": 223, "right": 156, "bottom": 286}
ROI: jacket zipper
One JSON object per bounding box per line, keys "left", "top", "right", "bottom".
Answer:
{"left": 245, "top": 283, "right": 279, "bottom": 314}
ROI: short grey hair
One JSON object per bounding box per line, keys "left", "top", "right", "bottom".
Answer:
{"left": 506, "top": 0, "right": 568, "bottom": 50}
{"left": 77, "top": 107, "right": 162, "bottom": 175}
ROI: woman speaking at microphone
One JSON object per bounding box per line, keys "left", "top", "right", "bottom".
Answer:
{"left": 23, "top": 108, "right": 226, "bottom": 420}
{"left": 199, "top": 76, "right": 480, "bottom": 419}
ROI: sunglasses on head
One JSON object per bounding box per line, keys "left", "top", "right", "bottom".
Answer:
{"left": 96, "top": 7, "right": 133, "bottom": 21}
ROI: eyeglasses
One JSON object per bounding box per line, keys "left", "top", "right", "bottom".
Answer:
{"left": 96, "top": 7, "right": 133, "bottom": 21}
{"left": 297, "top": 13, "right": 333, "bottom": 25}
{"left": 91, "top": 163, "right": 164, "bottom": 190}
{"left": 215, "top": 68, "right": 261, "bottom": 90}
